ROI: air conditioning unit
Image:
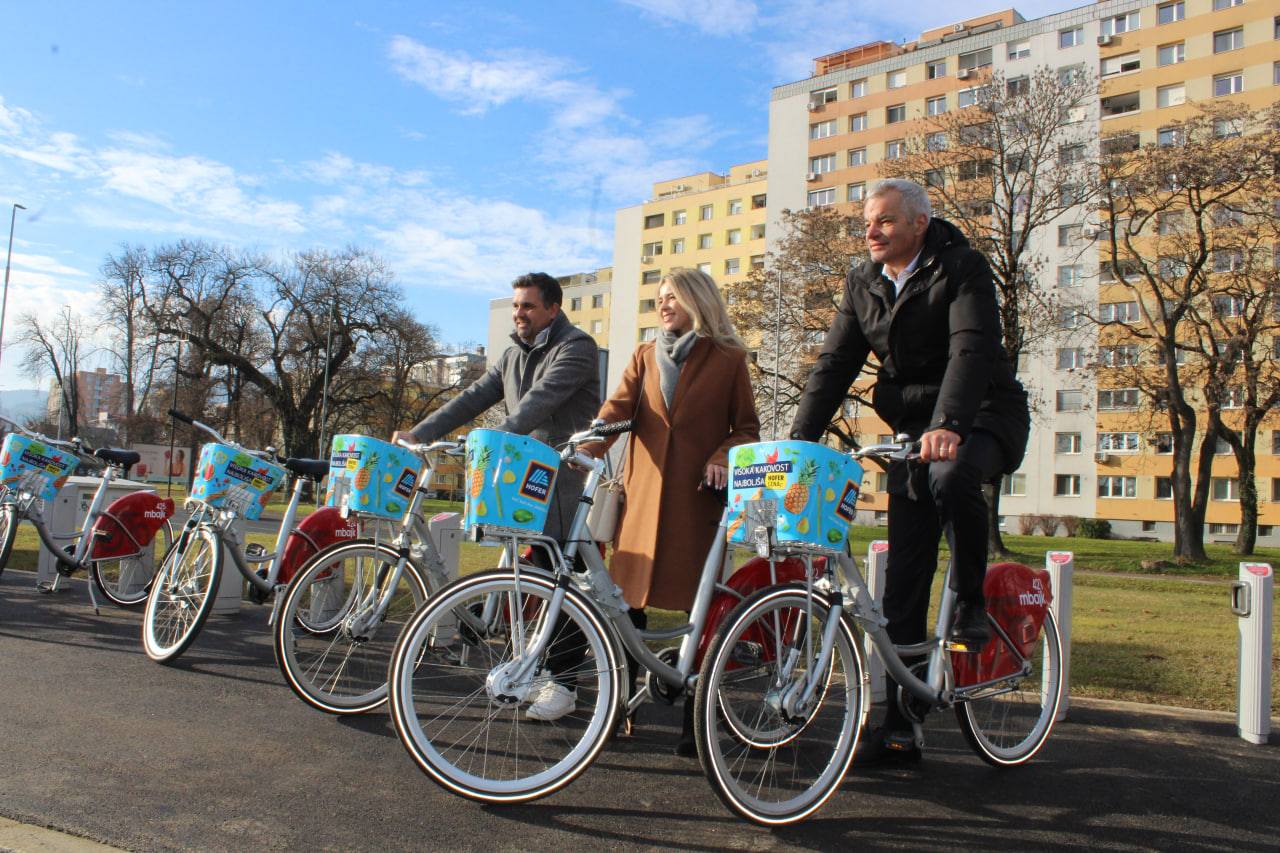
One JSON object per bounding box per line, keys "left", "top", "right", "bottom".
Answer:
{"left": 805, "top": 172, "right": 818, "bottom": 182}
{"left": 1094, "top": 452, "right": 1110, "bottom": 464}
{"left": 750, "top": 169, "right": 763, "bottom": 177}
{"left": 1097, "top": 34, "right": 1114, "bottom": 46}
{"left": 807, "top": 101, "right": 819, "bottom": 111}
{"left": 1082, "top": 228, "right": 1101, "bottom": 240}
{"left": 956, "top": 68, "right": 970, "bottom": 79}
{"left": 673, "top": 184, "right": 687, "bottom": 191}
{"left": 640, "top": 255, "right": 653, "bottom": 264}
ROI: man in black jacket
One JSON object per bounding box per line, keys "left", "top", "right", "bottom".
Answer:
{"left": 790, "top": 178, "right": 1029, "bottom": 762}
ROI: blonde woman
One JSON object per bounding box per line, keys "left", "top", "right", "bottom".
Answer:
{"left": 582, "top": 268, "right": 759, "bottom": 752}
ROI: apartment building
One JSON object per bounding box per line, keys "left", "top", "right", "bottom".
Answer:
{"left": 47, "top": 367, "right": 125, "bottom": 429}
{"left": 768, "top": 0, "right": 1280, "bottom": 539}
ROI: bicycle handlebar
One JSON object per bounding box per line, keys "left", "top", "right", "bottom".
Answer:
{"left": 169, "top": 409, "right": 279, "bottom": 462}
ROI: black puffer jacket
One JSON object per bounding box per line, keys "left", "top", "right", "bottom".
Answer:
{"left": 791, "top": 217, "right": 1028, "bottom": 473}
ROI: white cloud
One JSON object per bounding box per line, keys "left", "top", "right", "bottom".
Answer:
{"left": 387, "top": 37, "right": 582, "bottom": 113}
{"left": 621, "top": 0, "right": 760, "bottom": 36}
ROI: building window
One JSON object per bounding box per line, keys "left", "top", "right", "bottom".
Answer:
{"left": 848, "top": 147, "right": 867, "bottom": 167}
{"left": 750, "top": 223, "right": 765, "bottom": 240}
{"left": 1158, "top": 42, "right": 1185, "bottom": 66}
{"left": 810, "top": 153, "right": 836, "bottom": 174}
{"left": 642, "top": 241, "right": 663, "bottom": 257}
{"left": 1058, "top": 224, "right": 1082, "bottom": 247}
{"left": 808, "top": 188, "right": 835, "bottom": 207}
{"left": 1100, "top": 12, "right": 1140, "bottom": 37}
{"left": 1098, "top": 433, "right": 1140, "bottom": 453}
{"left": 1055, "top": 475, "right": 1082, "bottom": 496}
{"left": 1001, "top": 473, "right": 1027, "bottom": 496}
{"left": 1007, "top": 76, "right": 1030, "bottom": 97}
{"left": 1057, "top": 265, "right": 1084, "bottom": 288}
{"left": 810, "top": 119, "right": 837, "bottom": 139}
{"left": 1056, "top": 389, "right": 1084, "bottom": 412}
{"left": 1214, "top": 72, "right": 1244, "bottom": 96}
{"left": 570, "top": 297, "right": 582, "bottom": 311}
{"left": 1215, "top": 117, "right": 1244, "bottom": 138}
{"left": 591, "top": 319, "right": 603, "bottom": 334}
{"left": 885, "top": 140, "right": 906, "bottom": 160}
{"left": 1100, "top": 301, "right": 1140, "bottom": 323}
{"left": 671, "top": 238, "right": 684, "bottom": 254}
{"left": 1057, "top": 348, "right": 1085, "bottom": 370}
{"left": 1058, "top": 308, "right": 1085, "bottom": 330}
{"left": 591, "top": 294, "right": 603, "bottom": 309}
{"left": 700, "top": 204, "right": 713, "bottom": 220}
{"left": 1156, "top": 477, "right": 1174, "bottom": 499}
{"left": 727, "top": 199, "right": 742, "bottom": 215}
{"left": 724, "top": 258, "right": 740, "bottom": 275}
{"left": 644, "top": 213, "right": 664, "bottom": 229}
{"left": 847, "top": 182, "right": 866, "bottom": 203}
{"left": 698, "top": 233, "right": 712, "bottom": 250}
{"left": 1008, "top": 40, "right": 1030, "bottom": 60}
{"left": 957, "top": 88, "right": 978, "bottom": 108}
{"left": 1158, "top": 1, "right": 1185, "bottom": 25}
{"left": 752, "top": 193, "right": 766, "bottom": 209}
{"left": 848, "top": 113, "right": 867, "bottom": 133}
{"left": 849, "top": 79, "right": 867, "bottom": 98}
{"left": 750, "top": 254, "right": 765, "bottom": 270}
{"left": 1098, "top": 388, "right": 1140, "bottom": 410}
{"left": 696, "top": 262, "right": 711, "bottom": 275}
{"left": 726, "top": 229, "right": 742, "bottom": 245}
{"left": 1211, "top": 478, "right": 1240, "bottom": 501}
{"left": 927, "top": 60, "right": 946, "bottom": 79}
{"left": 1209, "top": 522, "right": 1240, "bottom": 536}
{"left": 1100, "top": 53, "right": 1141, "bottom": 76}
{"left": 1056, "top": 433, "right": 1082, "bottom": 454}
{"left": 1157, "top": 83, "right": 1186, "bottom": 108}
{"left": 641, "top": 270, "right": 660, "bottom": 285}
{"left": 639, "top": 326, "right": 658, "bottom": 342}
{"left": 638, "top": 298, "right": 656, "bottom": 312}
{"left": 1214, "top": 28, "right": 1244, "bottom": 53}
{"left": 926, "top": 132, "right": 947, "bottom": 152}
{"left": 811, "top": 87, "right": 838, "bottom": 105}
{"left": 926, "top": 96, "right": 947, "bottom": 116}
{"left": 887, "top": 70, "right": 906, "bottom": 89}
{"left": 1098, "top": 476, "right": 1137, "bottom": 498}
{"left": 1156, "top": 433, "right": 1174, "bottom": 455}
{"left": 1213, "top": 0, "right": 1243, "bottom": 9}
{"left": 1157, "top": 126, "right": 1185, "bottom": 146}
{"left": 1214, "top": 249, "right": 1243, "bottom": 273}
{"left": 958, "top": 48, "right": 993, "bottom": 71}
{"left": 886, "top": 104, "right": 906, "bottom": 124}
{"left": 673, "top": 209, "right": 686, "bottom": 225}
{"left": 1059, "top": 28, "right": 1083, "bottom": 49}
{"left": 1100, "top": 344, "right": 1139, "bottom": 367}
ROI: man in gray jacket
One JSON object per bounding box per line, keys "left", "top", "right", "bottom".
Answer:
{"left": 394, "top": 272, "right": 600, "bottom": 544}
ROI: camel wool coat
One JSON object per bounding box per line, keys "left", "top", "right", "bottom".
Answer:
{"left": 588, "top": 337, "right": 759, "bottom": 611}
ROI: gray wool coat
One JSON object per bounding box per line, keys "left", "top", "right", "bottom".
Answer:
{"left": 408, "top": 310, "right": 601, "bottom": 541}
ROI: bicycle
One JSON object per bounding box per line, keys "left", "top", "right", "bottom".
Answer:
{"left": 386, "top": 423, "right": 790, "bottom": 804}
{"left": 142, "top": 410, "right": 354, "bottom": 663}
{"left": 272, "top": 434, "right": 464, "bottom": 715}
{"left": 0, "top": 415, "right": 175, "bottom": 611}
{"left": 693, "top": 437, "right": 1063, "bottom": 825}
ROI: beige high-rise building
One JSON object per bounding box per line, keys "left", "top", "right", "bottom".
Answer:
{"left": 768, "top": 0, "right": 1280, "bottom": 540}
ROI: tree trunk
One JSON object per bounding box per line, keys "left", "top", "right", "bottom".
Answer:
{"left": 1234, "top": 444, "right": 1258, "bottom": 555}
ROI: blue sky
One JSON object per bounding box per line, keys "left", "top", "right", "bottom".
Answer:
{"left": 0, "top": 0, "right": 1071, "bottom": 393}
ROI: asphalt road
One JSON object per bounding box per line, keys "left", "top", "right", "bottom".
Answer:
{"left": 1, "top": 568, "right": 1277, "bottom": 853}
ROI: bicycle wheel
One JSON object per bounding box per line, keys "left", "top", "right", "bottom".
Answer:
{"left": 955, "top": 608, "right": 1062, "bottom": 766}
{"left": 388, "top": 569, "right": 621, "bottom": 804}
{"left": 142, "top": 526, "right": 222, "bottom": 663}
{"left": 0, "top": 502, "right": 18, "bottom": 579}
{"left": 275, "top": 541, "right": 431, "bottom": 714}
{"left": 91, "top": 518, "right": 176, "bottom": 607}
{"left": 694, "top": 584, "right": 864, "bottom": 826}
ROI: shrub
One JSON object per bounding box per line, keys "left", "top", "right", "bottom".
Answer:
{"left": 1059, "top": 515, "right": 1081, "bottom": 537}
{"left": 1017, "top": 514, "right": 1037, "bottom": 535}
{"left": 1075, "top": 517, "right": 1112, "bottom": 539}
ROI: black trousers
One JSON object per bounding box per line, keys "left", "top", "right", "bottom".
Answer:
{"left": 883, "top": 431, "right": 1006, "bottom": 647}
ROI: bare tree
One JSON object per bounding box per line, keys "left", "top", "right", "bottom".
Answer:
{"left": 15, "top": 307, "right": 92, "bottom": 438}
{"left": 1095, "top": 101, "right": 1280, "bottom": 559}
{"left": 878, "top": 64, "right": 1099, "bottom": 556}
{"left": 723, "top": 206, "right": 867, "bottom": 444}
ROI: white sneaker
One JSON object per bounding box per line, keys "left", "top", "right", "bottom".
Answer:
{"left": 525, "top": 681, "right": 576, "bottom": 721}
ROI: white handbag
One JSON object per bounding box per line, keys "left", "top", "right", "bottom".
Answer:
{"left": 586, "top": 463, "right": 625, "bottom": 542}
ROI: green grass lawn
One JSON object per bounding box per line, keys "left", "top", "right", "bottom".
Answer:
{"left": 5, "top": 499, "right": 1275, "bottom": 715}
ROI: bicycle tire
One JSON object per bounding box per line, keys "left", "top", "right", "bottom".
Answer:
{"left": 0, "top": 503, "right": 18, "bottom": 580}
{"left": 694, "top": 584, "right": 864, "bottom": 826}
{"left": 91, "top": 518, "right": 176, "bottom": 607}
{"left": 388, "top": 569, "right": 621, "bottom": 804}
{"left": 955, "top": 608, "right": 1062, "bottom": 766}
{"left": 142, "top": 526, "right": 222, "bottom": 663}
{"left": 274, "top": 540, "right": 432, "bottom": 714}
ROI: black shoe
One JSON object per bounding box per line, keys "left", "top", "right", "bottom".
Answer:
{"left": 948, "top": 599, "right": 990, "bottom": 650}
{"left": 674, "top": 697, "right": 696, "bottom": 757}
{"left": 853, "top": 726, "right": 922, "bottom": 765}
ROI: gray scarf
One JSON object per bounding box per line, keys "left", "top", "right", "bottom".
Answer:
{"left": 655, "top": 329, "right": 698, "bottom": 410}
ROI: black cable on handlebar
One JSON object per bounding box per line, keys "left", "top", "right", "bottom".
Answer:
{"left": 168, "top": 409, "right": 195, "bottom": 424}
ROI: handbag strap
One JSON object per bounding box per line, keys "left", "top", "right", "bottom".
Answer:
{"left": 607, "top": 365, "right": 646, "bottom": 479}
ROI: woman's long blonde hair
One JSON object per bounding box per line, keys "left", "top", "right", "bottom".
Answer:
{"left": 661, "top": 268, "right": 745, "bottom": 351}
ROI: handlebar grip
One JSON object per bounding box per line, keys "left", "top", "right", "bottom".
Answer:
{"left": 592, "top": 419, "right": 633, "bottom": 437}
{"left": 168, "top": 409, "right": 195, "bottom": 424}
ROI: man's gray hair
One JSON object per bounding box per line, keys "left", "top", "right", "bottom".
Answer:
{"left": 868, "top": 179, "right": 932, "bottom": 221}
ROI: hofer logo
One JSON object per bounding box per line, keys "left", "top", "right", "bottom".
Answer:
{"left": 519, "top": 461, "right": 556, "bottom": 503}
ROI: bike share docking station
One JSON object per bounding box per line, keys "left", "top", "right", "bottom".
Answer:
{"left": 861, "top": 543, "right": 1076, "bottom": 718}
{"left": 40, "top": 475, "right": 159, "bottom": 590}
{"left": 1231, "top": 563, "right": 1273, "bottom": 745}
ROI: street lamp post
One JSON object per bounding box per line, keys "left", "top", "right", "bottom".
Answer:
{"left": 316, "top": 299, "right": 336, "bottom": 507}
{"left": 0, "top": 203, "right": 27, "bottom": 368}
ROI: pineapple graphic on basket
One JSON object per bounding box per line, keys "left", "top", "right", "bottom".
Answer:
{"left": 355, "top": 451, "right": 379, "bottom": 490}
{"left": 469, "top": 442, "right": 498, "bottom": 517}
{"left": 785, "top": 458, "right": 817, "bottom": 514}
